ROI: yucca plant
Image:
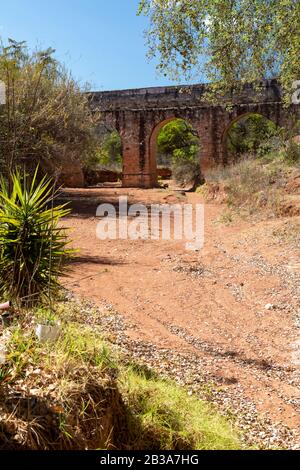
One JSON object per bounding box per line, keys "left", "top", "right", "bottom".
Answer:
{"left": 0, "top": 168, "right": 71, "bottom": 306}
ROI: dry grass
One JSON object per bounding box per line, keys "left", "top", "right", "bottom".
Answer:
{"left": 202, "top": 159, "right": 293, "bottom": 218}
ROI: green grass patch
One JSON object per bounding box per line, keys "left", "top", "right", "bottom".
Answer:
{"left": 118, "top": 365, "right": 241, "bottom": 450}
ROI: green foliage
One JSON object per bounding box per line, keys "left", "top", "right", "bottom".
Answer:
{"left": 98, "top": 130, "right": 122, "bottom": 168}
{"left": 1, "top": 305, "right": 242, "bottom": 450}
{"left": 282, "top": 140, "right": 300, "bottom": 165}
{"left": 157, "top": 119, "right": 201, "bottom": 186}
{"left": 35, "top": 307, "right": 58, "bottom": 326}
{"left": 85, "top": 129, "right": 122, "bottom": 171}
{"left": 227, "top": 114, "right": 278, "bottom": 159}
{"left": 257, "top": 120, "right": 300, "bottom": 165}
{"left": 119, "top": 366, "right": 241, "bottom": 450}
{"left": 158, "top": 119, "right": 199, "bottom": 160}
{"left": 0, "top": 39, "right": 99, "bottom": 176}
{"left": 138, "top": 1, "right": 300, "bottom": 103}
{"left": 0, "top": 168, "right": 71, "bottom": 305}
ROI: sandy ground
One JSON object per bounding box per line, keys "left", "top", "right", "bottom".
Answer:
{"left": 60, "top": 186, "right": 300, "bottom": 446}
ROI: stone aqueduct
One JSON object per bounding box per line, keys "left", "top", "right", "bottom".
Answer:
{"left": 84, "top": 79, "right": 299, "bottom": 188}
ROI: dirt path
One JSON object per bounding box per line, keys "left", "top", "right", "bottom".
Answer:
{"left": 60, "top": 187, "right": 300, "bottom": 447}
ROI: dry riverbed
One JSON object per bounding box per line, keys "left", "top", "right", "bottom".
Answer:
{"left": 60, "top": 187, "right": 300, "bottom": 449}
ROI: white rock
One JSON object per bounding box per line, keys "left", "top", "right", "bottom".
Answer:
{"left": 265, "top": 303, "right": 274, "bottom": 310}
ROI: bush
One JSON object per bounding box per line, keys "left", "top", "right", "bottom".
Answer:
{"left": 85, "top": 127, "right": 123, "bottom": 171}
{"left": 227, "top": 114, "right": 278, "bottom": 160}
{"left": 171, "top": 144, "right": 203, "bottom": 187}
{"left": 283, "top": 140, "right": 300, "bottom": 165}
{"left": 172, "top": 159, "right": 203, "bottom": 187}
{"left": 0, "top": 39, "right": 99, "bottom": 178}
{"left": 156, "top": 119, "right": 202, "bottom": 187}
{"left": 0, "top": 168, "right": 71, "bottom": 305}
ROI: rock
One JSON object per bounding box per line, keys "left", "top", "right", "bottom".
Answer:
{"left": 157, "top": 167, "right": 172, "bottom": 179}
{"left": 265, "top": 303, "right": 275, "bottom": 311}
{"left": 59, "top": 159, "right": 85, "bottom": 188}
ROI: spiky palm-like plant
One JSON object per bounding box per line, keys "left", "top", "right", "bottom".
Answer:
{"left": 0, "top": 169, "right": 71, "bottom": 305}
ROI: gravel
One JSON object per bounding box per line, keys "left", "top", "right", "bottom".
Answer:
{"left": 67, "top": 293, "right": 300, "bottom": 450}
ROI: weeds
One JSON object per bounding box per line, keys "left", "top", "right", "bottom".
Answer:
{"left": 203, "top": 159, "right": 289, "bottom": 217}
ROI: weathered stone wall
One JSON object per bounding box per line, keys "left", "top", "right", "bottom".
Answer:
{"left": 89, "top": 80, "right": 300, "bottom": 188}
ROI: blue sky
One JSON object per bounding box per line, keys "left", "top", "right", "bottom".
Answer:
{"left": 0, "top": 0, "right": 197, "bottom": 91}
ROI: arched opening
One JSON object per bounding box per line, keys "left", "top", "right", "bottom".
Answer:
{"left": 150, "top": 118, "right": 202, "bottom": 189}
{"left": 223, "top": 113, "right": 279, "bottom": 164}
{"left": 84, "top": 123, "right": 123, "bottom": 187}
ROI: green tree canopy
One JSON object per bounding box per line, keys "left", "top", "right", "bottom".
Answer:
{"left": 138, "top": 0, "right": 300, "bottom": 103}
{"left": 157, "top": 119, "right": 200, "bottom": 162}
{"left": 227, "top": 114, "right": 278, "bottom": 157}
{"left": 157, "top": 119, "right": 202, "bottom": 187}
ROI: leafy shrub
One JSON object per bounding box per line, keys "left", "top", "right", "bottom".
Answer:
{"left": 283, "top": 140, "right": 300, "bottom": 165}
{"left": 172, "top": 159, "right": 203, "bottom": 187}
{"left": 171, "top": 144, "right": 203, "bottom": 187}
{"left": 85, "top": 128, "right": 122, "bottom": 171}
{"left": 0, "top": 168, "right": 71, "bottom": 305}
{"left": 227, "top": 114, "right": 278, "bottom": 161}
{"left": 0, "top": 39, "right": 99, "bottom": 178}
{"left": 257, "top": 120, "right": 300, "bottom": 166}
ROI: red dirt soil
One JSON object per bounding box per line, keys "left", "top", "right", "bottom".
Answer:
{"left": 60, "top": 187, "right": 300, "bottom": 440}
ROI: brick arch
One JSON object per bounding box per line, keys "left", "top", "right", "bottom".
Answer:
{"left": 148, "top": 116, "right": 200, "bottom": 187}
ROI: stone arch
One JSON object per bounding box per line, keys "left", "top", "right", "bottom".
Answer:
{"left": 88, "top": 121, "right": 123, "bottom": 186}
{"left": 89, "top": 81, "right": 299, "bottom": 188}
{"left": 148, "top": 116, "right": 200, "bottom": 186}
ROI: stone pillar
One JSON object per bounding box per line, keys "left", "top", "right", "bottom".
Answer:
{"left": 193, "top": 107, "right": 226, "bottom": 176}
{"left": 122, "top": 112, "right": 157, "bottom": 188}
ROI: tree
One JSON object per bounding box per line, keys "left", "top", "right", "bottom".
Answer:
{"left": 157, "top": 119, "right": 202, "bottom": 187}
{"left": 98, "top": 130, "right": 122, "bottom": 168}
{"left": 158, "top": 119, "right": 199, "bottom": 160}
{"left": 138, "top": 1, "right": 300, "bottom": 103}
{"left": 0, "top": 39, "right": 99, "bottom": 179}
{"left": 227, "top": 114, "right": 278, "bottom": 158}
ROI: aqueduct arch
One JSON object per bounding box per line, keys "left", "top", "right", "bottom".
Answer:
{"left": 89, "top": 80, "right": 300, "bottom": 188}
